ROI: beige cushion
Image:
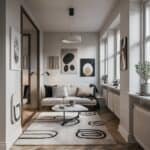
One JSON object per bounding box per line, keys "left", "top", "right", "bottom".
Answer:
{"left": 67, "top": 86, "right": 77, "bottom": 96}
{"left": 76, "top": 86, "right": 94, "bottom": 97}
{"left": 64, "top": 96, "right": 96, "bottom": 105}
{"left": 41, "top": 98, "right": 63, "bottom": 106}
{"left": 53, "top": 86, "right": 68, "bottom": 97}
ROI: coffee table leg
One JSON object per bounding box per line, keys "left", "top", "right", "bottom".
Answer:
{"left": 61, "top": 112, "right": 80, "bottom": 126}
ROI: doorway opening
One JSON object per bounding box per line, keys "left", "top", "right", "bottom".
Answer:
{"left": 21, "top": 7, "right": 40, "bottom": 126}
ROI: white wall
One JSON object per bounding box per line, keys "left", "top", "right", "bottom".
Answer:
{"left": 5, "top": 0, "right": 22, "bottom": 149}
{"left": 43, "top": 32, "right": 99, "bottom": 86}
{"left": 118, "top": 0, "right": 130, "bottom": 142}
{"left": 4, "top": 0, "right": 44, "bottom": 149}
{"left": 99, "top": 0, "right": 142, "bottom": 143}
{"left": 99, "top": 0, "right": 130, "bottom": 142}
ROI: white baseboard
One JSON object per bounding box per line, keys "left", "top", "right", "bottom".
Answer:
{"left": 119, "top": 124, "right": 136, "bottom": 143}
{"left": 0, "top": 142, "right": 6, "bottom": 150}
{"left": 119, "top": 124, "right": 129, "bottom": 142}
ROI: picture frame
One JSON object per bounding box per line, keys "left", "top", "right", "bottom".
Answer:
{"left": 61, "top": 49, "right": 77, "bottom": 74}
{"left": 10, "top": 27, "right": 21, "bottom": 71}
{"left": 48, "top": 56, "right": 59, "bottom": 69}
{"left": 80, "top": 59, "right": 95, "bottom": 77}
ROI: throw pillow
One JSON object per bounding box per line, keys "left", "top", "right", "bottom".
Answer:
{"left": 53, "top": 86, "right": 68, "bottom": 98}
{"left": 67, "top": 86, "right": 77, "bottom": 96}
{"left": 76, "top": 86, "right": 94, "bottom": 97}
{"left": 44, "top": 85, "right": 56, "bottom": 98}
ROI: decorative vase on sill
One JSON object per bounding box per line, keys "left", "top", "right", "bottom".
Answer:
{"left": 101, "top": 74, "right": 108, "bottom": 84}
{"left": 135, "top": 61, "right": 150, "bottom": 96}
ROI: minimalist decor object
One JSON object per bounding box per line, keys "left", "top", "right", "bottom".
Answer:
{"left": 62, "top": 8, "right": 82, "bottom": 44}
{"left": 135, "top": 61, "right": 150, "bottom": 96}
{"left": 48, "top": 56, "right": 59, "bottom": 69}
{"left": 76, "top": 129, "right": 106, "bottom": 139}
{"left": 10, "top": 27, "right": 21, "bottom": 70}
{"left": 61, "top": 49, "right": 77, "bottom": 74}
{"left": 80, "top": 59, "right": 95, "bottom": 77}
{"left": 120, "top": 37, "right": 128, "bottom": 71}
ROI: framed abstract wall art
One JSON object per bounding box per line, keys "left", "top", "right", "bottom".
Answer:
{"left": 61, "top": 49, "right": 77, "bottom": 74}
{"left": 10, "top": 27, "right": 21, "bottom": 71}
{"left": 48, "top": 56, "right": 59, "bottom": 69}
{"left": 80, "top": 59, "right": 95, "bottom": 77}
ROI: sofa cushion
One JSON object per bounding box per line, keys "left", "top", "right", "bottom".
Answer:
{"left": 53, "top": 86, "right": 68, "bottom": 98}
{"left": 64, "top": 96, "right": 96, "bottom": 105}
{"left": 41, "top": 98, "right": 63, "bottom": 106}
{"left": 76, "top": 86, "right": 94, "bottom": 97}
{"left": 44, "top": 85, "right": 56, "bottom": 98}
{"left": 67, "top": 86, "right": 77, "bottom": 96}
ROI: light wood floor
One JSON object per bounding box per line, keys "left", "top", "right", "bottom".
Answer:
{"left": 11, "top": 109, "right": 143, "bottom": 150}
{"left": 22, "top": 109, "right": 35, "bottom": 126}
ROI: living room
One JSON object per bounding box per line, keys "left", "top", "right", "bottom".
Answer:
{"left": 0, "top": 0, "right": 150, "bottom": 150}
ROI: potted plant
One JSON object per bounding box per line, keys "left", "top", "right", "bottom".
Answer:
{"left": 101, "top": 74, "right": 108, "bottom": 84}
{"left": 135, "top": 61, "right": 150, "bottom": 96}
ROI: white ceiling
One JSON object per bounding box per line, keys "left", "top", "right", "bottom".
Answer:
{"left": 26, "top": 0, "right": 118, "bottom": 32}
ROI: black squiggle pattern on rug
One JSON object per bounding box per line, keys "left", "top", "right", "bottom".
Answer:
{"left": 88, "top": 120, "right": 105, "bottom": 126}
{"left": 63, "top": 119, "right": 80, "bottom": 126}
{"left": 76, "top": 129, "right": 106, "bottom": 139}
{"left": 19, "top": 130, "right": 57, "bottom": 139}
{"left": 80, "top": 112, "right": 96, "bottom": 116}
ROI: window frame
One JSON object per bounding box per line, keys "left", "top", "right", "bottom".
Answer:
{"left": 143, "top": 0, "right": 150, "bottom": 61}
{"left": 100, "top": 38, "right": 108, "bottom": 77}
{"left": 115, "top": 29, "right": 120, "bottom": 80}
{"left": 107, "top": 30, "right": 115, "bottom": 83}
{"left": 100, "top": 28, "right": 120, "bottom": 83}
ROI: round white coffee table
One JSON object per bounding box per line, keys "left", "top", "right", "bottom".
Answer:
{"left": 52, "top": 104, "right": 88, "bottom": 126}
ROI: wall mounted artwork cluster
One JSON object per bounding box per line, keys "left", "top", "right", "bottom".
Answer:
{"left": 61, "top": 49, "right": 77, "bottom": 74}
{"left": 48, "top": 48, "right": 95, "bottom": 77}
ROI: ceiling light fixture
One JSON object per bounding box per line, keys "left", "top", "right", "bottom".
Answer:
{"left": 62, "top": 34, "right": 82, "bottom": 44}
{"left": 62, "top": 7, "right": 82, "bottom": 44}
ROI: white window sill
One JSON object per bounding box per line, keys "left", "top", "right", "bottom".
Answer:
{"left": 129, "top": 93, "right": 150, "bottom": 110}
{"left": 101, "top": 83, "right": 120, "bottom": 94}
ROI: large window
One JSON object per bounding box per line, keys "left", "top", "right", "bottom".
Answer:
{"left": 116, "top": 30, "right": 120, "bottom": 80}
{"left": 100, "top": 29, "right": 120, "bottom": 84}
{"left": 144, "top": 1, "right": 150, "bottom": 61}
{"left": 107, "top": 31, "right": 115, "bottom": 83}
{"left": 100, "top": 39, "right": 107, "bottom": 77}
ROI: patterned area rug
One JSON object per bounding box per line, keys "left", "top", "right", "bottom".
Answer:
{"left": 15, "top": 112, "right": 116, "bottom": 145}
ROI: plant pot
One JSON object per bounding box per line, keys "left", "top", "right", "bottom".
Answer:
{"left": 141, "top": 83, "right": 150, "bottom": 96}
